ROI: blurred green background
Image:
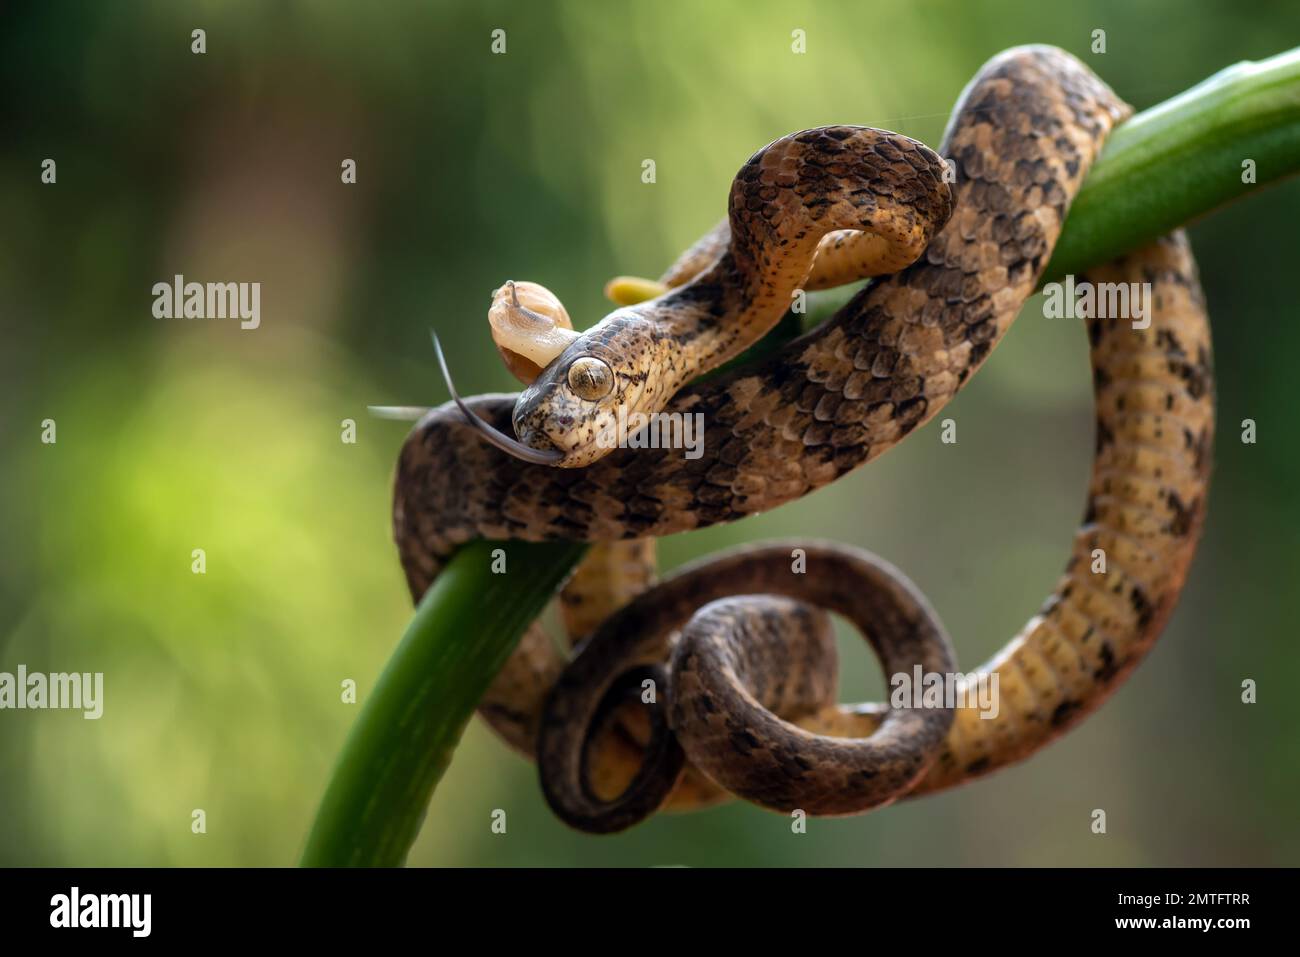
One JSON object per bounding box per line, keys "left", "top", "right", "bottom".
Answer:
{"left": 2, "top": 0, "right": 1297, "bottom": 867}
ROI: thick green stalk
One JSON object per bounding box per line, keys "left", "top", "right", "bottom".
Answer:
{"left": 300, "top": 540, "right": 587, "bottom": 867}
{"left": 303, "top": 49, "right": 1300, "bottom": 867}
{"left": 1046, "top": 48, "right": 1300, "bottom": 281}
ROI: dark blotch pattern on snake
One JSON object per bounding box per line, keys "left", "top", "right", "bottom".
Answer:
{"left": 391, "top": 46, "right": 1215, "bottom": 833}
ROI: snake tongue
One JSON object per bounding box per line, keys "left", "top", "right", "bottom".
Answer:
{"left": 431, "top": 331, "right": 565, "bottom": 466}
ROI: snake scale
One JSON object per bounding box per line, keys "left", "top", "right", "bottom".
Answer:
{"left": 392, "top": 46, "right": 1214, "bottom": 833}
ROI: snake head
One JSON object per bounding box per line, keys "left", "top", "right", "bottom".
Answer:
{"left": 448, "top": 281, "right": 661, "bottom": 469}
{"left": 512, "top": 310, "right": 665, "bottom": 469}
{"left": 482, "top": 279, "right": 621, "bottom": 468}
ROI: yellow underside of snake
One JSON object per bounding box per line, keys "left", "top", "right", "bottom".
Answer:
{"left": 393, "top": 45, "right": 1215, "bottom": 834}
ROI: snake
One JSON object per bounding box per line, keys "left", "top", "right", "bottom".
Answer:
{"left": 391, "top": 45, "right": 1215, "bottom": 834}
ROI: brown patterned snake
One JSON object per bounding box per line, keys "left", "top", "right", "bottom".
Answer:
{"left": 392, "top": 46, "right": 1214, "bottom": 833}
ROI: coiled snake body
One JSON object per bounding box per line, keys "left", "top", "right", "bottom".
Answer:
{"left": 393, "top": 46, "right": 1214, "bottom": 833}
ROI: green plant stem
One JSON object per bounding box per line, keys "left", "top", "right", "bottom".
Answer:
{"left": 302, "top": 48, "right": 1300, "bottom": 867}
{"left": 1046, "top": 48, "right": 1300, "bottom": 282}
{"left": 300, "top": 540, "right": 586, "bottom": 867}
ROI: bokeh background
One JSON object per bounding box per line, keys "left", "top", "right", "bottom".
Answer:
{"left": 2, "top": 0, "right": 1297, "bottom": 867}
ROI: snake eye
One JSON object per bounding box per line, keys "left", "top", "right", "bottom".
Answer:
{"left": 566, "top": 356, "right": 614, "bottom": 401}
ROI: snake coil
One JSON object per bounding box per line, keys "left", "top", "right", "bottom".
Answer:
{"left": 393, "top": 46, "right": 1214, "bottom": 833}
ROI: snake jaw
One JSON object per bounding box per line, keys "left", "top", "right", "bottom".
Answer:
{"left": 431, "top": 332, "right": 565, "bottom": 466}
